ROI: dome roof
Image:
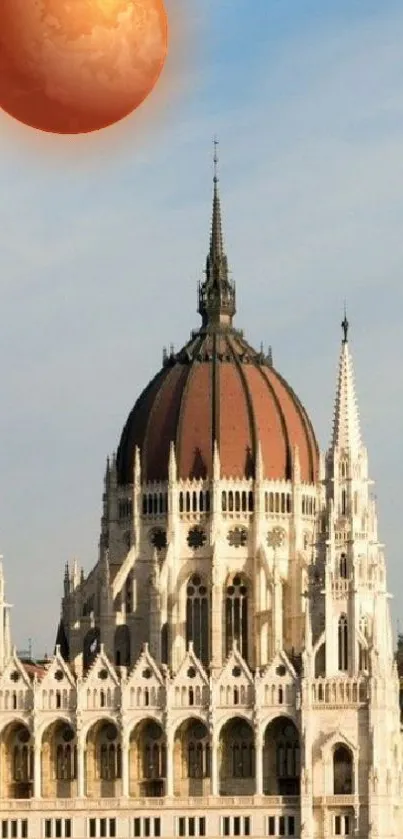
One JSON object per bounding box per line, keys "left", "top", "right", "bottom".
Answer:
{"left": 116, "top": 166, "right": 318, "bottom": 486}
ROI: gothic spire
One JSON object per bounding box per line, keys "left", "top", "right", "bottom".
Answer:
{"left": 198, "top": 139, "right": 236, "bottom": 328}
{"left": 331, "top": 312, "right": 362, "bottom": 453}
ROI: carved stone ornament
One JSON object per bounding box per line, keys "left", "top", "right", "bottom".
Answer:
{"left": 187, "top": 526, "right": 207, "bottom": 549}
{"left": 267, "top": 527, "right": 286, "bottom": 549}
{"left": 149, "top": 528, "right": 167, "bottom": 551}
{"left": 227, "top": 526, "right": 248, "bottom": 548}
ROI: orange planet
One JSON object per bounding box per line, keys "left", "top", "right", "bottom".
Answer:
{"left": 0, "top": 0, "right": 168, "bottom": 134}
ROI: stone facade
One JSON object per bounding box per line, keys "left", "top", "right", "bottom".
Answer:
{"left": 0, "top": 183, "right": 401, "bottom": 839}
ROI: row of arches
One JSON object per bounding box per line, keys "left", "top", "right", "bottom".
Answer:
{"left": 0, "top": 716, "right": 354, "bottom": 800}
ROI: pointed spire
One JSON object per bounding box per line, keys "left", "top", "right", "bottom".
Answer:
{"left": 213, "top": 439, "right": 220, "bottom": 481}
{"left": 255, "top": 439, "right": 264, "bottom": 482}
{"left": 331, "top": 312, "right": 362, "bottom": 454}
{"left": 168, "top": 441, "right": 177, "bottom": 483}
{"left": 293, "top": 445, "right": 301, "bottom": 484}
{"left": 198, "top": 139, "right": 236, "bottom": 329}
{"left": 134, "top": 445, "right": 141, "bottom": 487}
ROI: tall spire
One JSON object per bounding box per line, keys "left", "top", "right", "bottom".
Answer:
{"left": 198, "top": 138, "right": 236, "bottom": 328}
{"left": 331, "top": 311, "right": 362, "bottom": 453}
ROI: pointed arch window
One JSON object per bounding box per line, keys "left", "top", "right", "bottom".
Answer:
{"left": 12, "top": 728, "right": 32, "bottom": 783}
{"left": 339, "top": 553, "right": 348, "bottom": 579}
{"left": 187, "top": 724, "right": 210, "bottom": 778}
{"left": 338, "top": 614, "right": 348, "bottom": 671}
{"left": 186, "top": 575, "right": 209, "bottom": 665}
{"left": 333, "top": 745, "right": 353, "bottom": 794}
{"left": 225, "top": 575, "right": 249, "bottom": 661}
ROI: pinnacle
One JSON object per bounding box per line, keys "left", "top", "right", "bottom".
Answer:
{"left": 331, "top": 337, "right": 362, "bottom": 454}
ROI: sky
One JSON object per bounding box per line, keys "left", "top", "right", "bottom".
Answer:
{"left": 1, "top": 0, "right": 403, "bottom": 655}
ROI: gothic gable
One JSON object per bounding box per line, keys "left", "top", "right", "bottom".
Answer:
{"left": 125, "top": 644, "right": 164, "bottom": 711}
{"left": 214, "top": 647, "right": 254, "bottom": 709}
{"left": 257, "top": 651, "right": 298, "bottom": 712}
{"left": 80, "top": 647, "right": 120, "bottom": 713}
{"left": 0, "top": 653, "right": 33, "bottom": 717}
{"left": 262, "top": 650, "right": 297, "bottom": 682}
{"left": 37, "top": 650, "right": 76, "bottom": 714}
{"left": 169, "top": 644, "right": 209, "bottom": 711}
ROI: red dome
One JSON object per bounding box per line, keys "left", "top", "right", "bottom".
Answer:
{"left": 116, "top": 329, "right": 318, "bottom": 485}
{"left": 116, "top": 174, "right": 318, "bottom": 485}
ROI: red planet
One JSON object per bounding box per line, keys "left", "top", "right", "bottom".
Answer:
{"left": 0, "top": 0, "right": 168, "bottom": 134}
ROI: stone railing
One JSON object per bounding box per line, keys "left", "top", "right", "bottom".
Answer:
{"left": 310, "top": 677, "right": 368, "bottom": 706}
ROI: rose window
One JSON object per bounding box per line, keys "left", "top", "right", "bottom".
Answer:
{"left": 227, "top": 527, "right": 248, "bottom": 548}
{"left": 187, "top": 526, "right": 206, "bottom": 550}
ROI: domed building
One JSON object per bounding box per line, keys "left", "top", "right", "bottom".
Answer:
{"left": 0, "top": 165, "right": 400, "bottom": 839}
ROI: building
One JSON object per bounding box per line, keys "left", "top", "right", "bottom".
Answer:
{"left": 0, "top": 163, "right": 401, "bottom": 839}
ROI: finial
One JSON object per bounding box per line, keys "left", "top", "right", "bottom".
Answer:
{"left": 213, "top": 135, "right": 219, "bottom": 184}
{"left": 341, "top": 303, "right": 349, "bottom": 343}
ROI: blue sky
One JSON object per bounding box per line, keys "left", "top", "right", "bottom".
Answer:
{"left": 1, "top": 0, "right": 403, "bottom": 653}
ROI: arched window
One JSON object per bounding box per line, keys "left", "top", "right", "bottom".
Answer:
{"left": 359, "top": 644, "right": 368, "bottom": 672}
{"left": 222, "top": 492, "right": 227, "bottom": 512}
{"left": 186, "top": 493, "right": 191, "bottom": 513}
{"left": 179, "top": 493, "right": 184, "bottom": 513}
{"left": 341, "top": 490, "right": 347, "bottom": 516}
{"left": 228, "top": 492, "right": 234, "bottom": 512}
{"left": 98, "top": 724, "right": 121, "bottom": 781}
{"left": 186, "top": 723, "right": 210, "bottom": 778}
{"left": 161, "top": 623, "right": 169, "bottom": 665}
{"left": 276, "top": 724, "right": 300, "bottom": 785}
{"left": 235, "top": 492, "right": 240, "bottom": 512}
{"left": 225, "top": 575, "right": 249, "bottom": 661}
{"left": 339, "top": 553, "right": 348, "bottom": 578}
{"left": 142, "top": 722, "right": 166, "bottom": 780}
{"left": 55, "top": 726, "right": 76, "bottom": 780}
{"left": 333, "top": 745, "right": 353, "bottom": 794}
{"left": 338, "top": 615, "right": 348, "bottom": 671}
{"left": 186, "top": 575, "right": 209, "bottom": 665}
{"left": 192, "top": 492, "right": 197, "bottom": 512}
{"left": 12, "top": 727, "right": 32, "bottom": 783}
{"left": 231, "top": 739, "right": 254, "bottom": 778}
{"left": 114, "top": 625, "right": 131, "bottom": 667}
{"left": 241, "top": 492, "right": 247, "bottom": 512}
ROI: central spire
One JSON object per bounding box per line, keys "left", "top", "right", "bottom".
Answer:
{"left": 198, "top": 139, "right": 236, "bottom": 329}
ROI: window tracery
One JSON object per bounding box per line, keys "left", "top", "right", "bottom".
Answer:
{"left": 225, "top": 575, "right": 249, "bottom": 661}
{"left": 338, "top": 615, "right": 348, "bottom": 671}
{"left": 186, "top": 575, "right": 209, "bottom": 665}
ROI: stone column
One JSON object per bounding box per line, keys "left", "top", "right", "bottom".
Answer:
{"left": 255, "top": 731, "right": 263, "bottom": 796}
{"left": 211, "top": 575, "right": 222, "bottom": 671}
{"left": 33, "top": 742, "right": 41, "bottom": 798}
{"left": 77, "top": 736, "right": 85, "bottom": 798}
{"left": 211, "top": 733, "right": 219, "bottom": 796}
{"left": 121, "top": 733, "right": 130, "bottom": 797}
{"left": 166, "top": 728, "right": 174, "bottom": 797}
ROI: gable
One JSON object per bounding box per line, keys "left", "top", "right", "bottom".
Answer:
{"left": 125, "top": 644, "right": 164, "bottom": 710}
{"left": 0, "top": 654, "right": 32, "bottom": 713}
